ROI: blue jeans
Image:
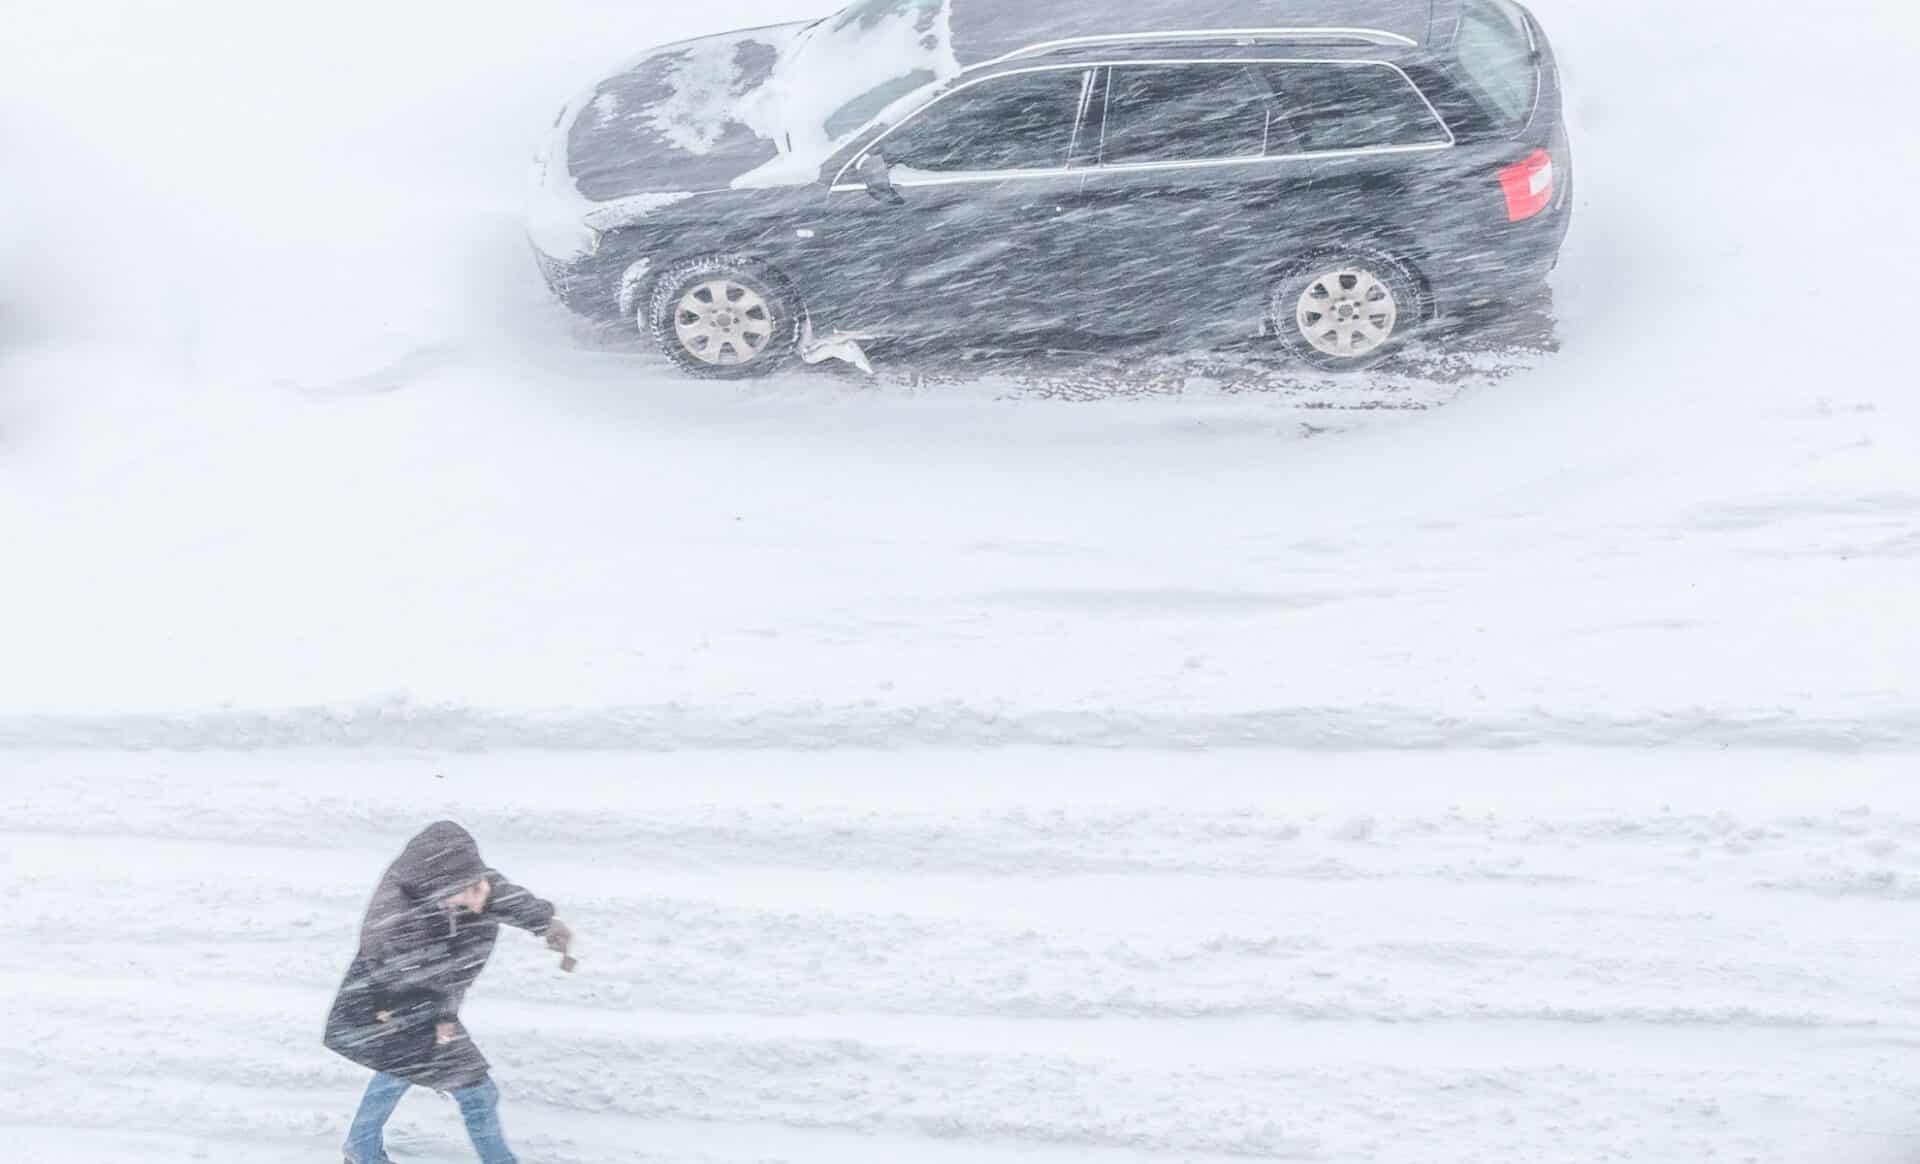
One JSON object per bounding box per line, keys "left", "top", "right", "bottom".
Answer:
{"left": 345, "top": 1072, "right": 517, "bottom": 1164}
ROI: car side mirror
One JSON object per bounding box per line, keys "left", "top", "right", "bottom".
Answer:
{"left": 857, "top": 153, "right": 904, "bottom": 205}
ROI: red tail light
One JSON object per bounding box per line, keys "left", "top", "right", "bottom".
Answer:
{"left": 1498, "top": 150, "right": 1555, "bottom": 222}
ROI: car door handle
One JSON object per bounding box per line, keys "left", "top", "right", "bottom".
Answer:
{"left": 1044, "top": 203, "right": 1104, "bottom": 225}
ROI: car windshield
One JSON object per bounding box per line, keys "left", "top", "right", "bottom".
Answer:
{"left": 805, "top": 0, "right": 957, "bottom": 147}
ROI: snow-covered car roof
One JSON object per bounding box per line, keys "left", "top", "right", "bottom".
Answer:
{"left": 946, "top": 0, "right": 1455, "bottom": 63}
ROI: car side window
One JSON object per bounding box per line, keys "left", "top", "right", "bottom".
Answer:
{"left": 876, "top": 69, "right": 1090, "bottom": 174}
{"left": 1101, "top": 65, "right": 1281, "bottom": 165}
{"left": 1261, "top": 63, "right": 1450, "bottom": 153}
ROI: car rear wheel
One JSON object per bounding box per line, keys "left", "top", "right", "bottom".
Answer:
{"left": 647, "top": 258, "right": 798, "bottom": 379}
{"left": 1271, "top": 254, "right": 1422, "bottom": 371}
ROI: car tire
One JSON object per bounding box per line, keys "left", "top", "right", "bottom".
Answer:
{"left": 646, "top": 257, "right": 799, "bottom": 379}
{"left": 1270, "top": 252, "right": 1424, "bottom": 371}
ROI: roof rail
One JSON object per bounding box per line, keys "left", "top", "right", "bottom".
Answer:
{"left": 984, "top": 27, "right": 1418, "bottom": 66}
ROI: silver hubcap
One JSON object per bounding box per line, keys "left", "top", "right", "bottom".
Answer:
{"left": 1294, "top": 268, "right": 1399, "bottom": 359}
{"left": 674, "top": 279, "right": 774, "bottom": 366}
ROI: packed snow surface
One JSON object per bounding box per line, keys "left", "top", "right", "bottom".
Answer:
{"left": 2, "top": 0, "right": 1917, "bottom": 1160}
{"left": 11, "top": 748, "right": 1920, "bottom": 1163}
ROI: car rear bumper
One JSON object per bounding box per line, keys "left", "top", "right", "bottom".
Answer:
{"left": 1430, "top": 127, "right": 1573, "bottom": 313}
{"left": 1440, "top": 213, "right": 1568, "bottom": 311}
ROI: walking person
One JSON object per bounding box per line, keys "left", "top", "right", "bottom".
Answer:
{"left": 325, "top": 821, "right": 574, "bottom": 1164}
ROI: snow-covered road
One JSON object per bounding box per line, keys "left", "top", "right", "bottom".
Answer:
{"left": 5, "top": 0, "right": 1918, "bottom": 1159}
{"left": 8, "top": 749, "right": 1920, "bottom": 1163}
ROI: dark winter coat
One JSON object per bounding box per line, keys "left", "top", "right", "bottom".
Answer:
{"left": 323, "top": 821, "right": 556, "bottom": 1090}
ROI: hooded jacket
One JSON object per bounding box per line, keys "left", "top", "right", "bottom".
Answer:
{"left": 323, "top": 821, "right": 556, "bottom": 1090}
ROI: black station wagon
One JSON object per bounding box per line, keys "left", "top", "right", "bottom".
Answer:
{"left": 529, "top": 0, "right": 1572, "bottom": 376}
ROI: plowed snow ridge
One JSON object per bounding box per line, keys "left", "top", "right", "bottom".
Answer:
{"left": 5, "top": 701, "right": 1919, "bottom": 752}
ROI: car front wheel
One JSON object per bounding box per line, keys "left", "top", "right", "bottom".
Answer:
{"left": 647, "top": 258, "right": 798, "bottom": 379}
{"left": 1271, "top": 254, "right": 1422, "bottom": 371}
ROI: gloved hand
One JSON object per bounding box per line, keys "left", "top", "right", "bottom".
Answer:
{"left": 544, "top": 918, "right": 573, "bottom": 954}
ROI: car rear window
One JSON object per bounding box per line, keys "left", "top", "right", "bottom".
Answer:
{"left": 1096, "top": 63, "right": 1447, "bottom": 165}
{"left": 1452, "top": 0, "right": 1539, "bottom": 130}
{"left": 1261, "top": 63, "right": 1451, "bottom": 153}
{"left": 1101, "top": 65, "right": 1278, "bottom": 164}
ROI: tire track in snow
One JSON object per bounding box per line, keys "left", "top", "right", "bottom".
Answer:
{"left": 0, "top": 872, "right": 1890, "bottom": 1031}
{"left": 11, "top": 982, "right": 1878, "bottom": 1163}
